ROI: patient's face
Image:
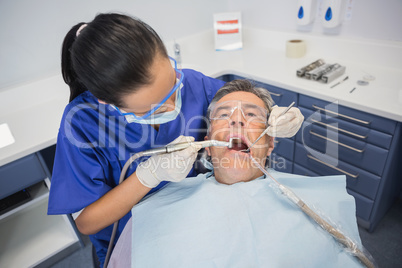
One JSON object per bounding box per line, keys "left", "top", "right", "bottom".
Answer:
{"left": 205, "top": 91, "right": 274, "bottom": 185}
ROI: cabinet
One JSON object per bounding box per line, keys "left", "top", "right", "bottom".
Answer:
{"left": 0, "top": 150, "right": 82, "bottom": 267}
{"left": 218, "top": 74, "right": 402, "bottom": 232}
{"left": 295, "top": 94, "right": 402, "bottom": 232}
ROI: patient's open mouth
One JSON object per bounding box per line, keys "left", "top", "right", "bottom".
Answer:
{"left": 230, "top": 138, "right": 248, "bottom": 151}
{"left": 228, "top": 135, "right": 250, "bottom": 152}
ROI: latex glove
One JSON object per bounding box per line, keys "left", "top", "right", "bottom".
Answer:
{"left": 266, "top": 105, "right": 304, "bottom": 138}
{"left": 136, "top": 136, "right": 202, "bottom": 188}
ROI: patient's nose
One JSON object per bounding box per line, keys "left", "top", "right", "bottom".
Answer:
{"left": 230, "top": 120, "right": 245, "bottom": 127}
{"left": 230, "top": 108, "right": 245, "bottom": 127}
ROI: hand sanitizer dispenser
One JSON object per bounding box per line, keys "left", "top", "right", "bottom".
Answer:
{"left": 297, "top": 0, "right": 318, "bottom": 25}
{"left": 322, "top": 0, "right": 346, "bottom": 28}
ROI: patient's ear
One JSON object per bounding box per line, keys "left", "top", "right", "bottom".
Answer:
{"left": 266, "top": 136, "right": 275, "bottom": 156}
{"left": 204, "top": 136, "right": 211, "bottom": 156}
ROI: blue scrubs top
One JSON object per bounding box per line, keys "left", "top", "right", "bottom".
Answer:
{"left": 47, "top": 69, "right": 225, "bottom": 266}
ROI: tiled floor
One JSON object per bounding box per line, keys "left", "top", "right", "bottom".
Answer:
{"left": 50, "top": 198, "right": 402, "bottom": 268}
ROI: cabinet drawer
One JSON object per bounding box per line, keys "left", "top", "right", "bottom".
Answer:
{"left": 256, "top": 82, "right": 298, "bottom": 107}
{"left": 0, "top": 154, "right": 47, "bottom": 199}
{"left": 299, "top": 107, "right": 393, "bottom": 149}
{"left": 215, "top": 75, "right": 297, "bottom": 106}
{"left": 293, "top": 163, "right": 319, "bottom": 177}
{"left": 299, "top": 95, "right": 396, "bottom": 134}
{"left": 294, "top": 142, "right": 381, "bottom": 200}
{"left": 347, "top": 189, "right": 375, "bottom": 221}
{"left": 221, "top": 74, "right": 298, "bottom": 107}
{"left": 272, "top": 138, "right": 294, "bottom": 161}
{"left": 297, "top": 123, "right": 388, "bottom": 176}
{"left": 270, "top": 153, "right": 293, "bottom": 173}
{"left": 215, "top": 74, "right": 238, "bottom": 82}
{"left": 294, "top": 163, "right": 374, "bottom": 221}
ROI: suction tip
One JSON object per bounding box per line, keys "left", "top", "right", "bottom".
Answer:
{"left": 228, "top": 137, "right": 241, "bottom": 149}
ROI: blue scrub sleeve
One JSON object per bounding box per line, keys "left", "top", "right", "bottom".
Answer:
{"left": 205, "top": 75, "right": 225, "bottom": 103}
{"left": 48, "top": 132, "right": 112, "bottom": 215}
{"left": 182, "top": 69, "right": 225, "bottom": 104}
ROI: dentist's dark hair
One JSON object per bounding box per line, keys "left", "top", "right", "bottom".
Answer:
{"left": 61, "top": 13, "right": 168, "bottom": 106}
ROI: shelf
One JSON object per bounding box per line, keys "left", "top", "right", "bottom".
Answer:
{"left": 0, "top": 180, "right": 49, "bottom": 221}
{"left": 0, "top": 181, "right": 81, "bottom": 267}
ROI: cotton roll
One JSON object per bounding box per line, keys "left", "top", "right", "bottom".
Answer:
{"left": 286, "top": 40, "right": 306, "bottom": 58}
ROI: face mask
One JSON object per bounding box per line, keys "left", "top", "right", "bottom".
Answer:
{"left": 121, "top": 82, "right": 183, "bottom": 125}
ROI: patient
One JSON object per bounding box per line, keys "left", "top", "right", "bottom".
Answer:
{"left": 108, "top": 80, "right": 365, "bottom": 268}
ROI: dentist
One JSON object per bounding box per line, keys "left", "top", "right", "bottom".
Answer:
{"left": 48, "top": 13, "right": 303, "bottom": 267}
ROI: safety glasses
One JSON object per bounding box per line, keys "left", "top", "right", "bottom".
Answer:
{"left": 114, "top": 56, "right": 184, "bottom": 120}
{"left": 209, "top": 100, "right": 269, "bottom": 126}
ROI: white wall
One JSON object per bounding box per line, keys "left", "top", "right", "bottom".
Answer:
{"left": 0, "top": 0, "right": 227, "bottom": 89}
{"left": 227, "top": 0, "right": 402, "bottom": 41}
{"left": 0, "top": 0, "right": 401, "bottom": 90}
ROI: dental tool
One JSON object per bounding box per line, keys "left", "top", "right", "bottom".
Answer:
{"left": 136, "top": 140, "right": 232, "bottom": 156}
{"left": 330, "top": 75, "right": 349, "bottom": 88}
{"left": 250, "top": 156, "right": 376, "bottom": 268}
{"left": 243, "top": 102, "right": 295, "bottom": 153}
{"left": 104, "top": 139, "right": 234, "bottom": 267}
{"left": 120, "top": 139, "right": 234, "bottom": 186}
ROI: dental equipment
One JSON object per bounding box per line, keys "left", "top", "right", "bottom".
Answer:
{"left": 250, "top": 156, "right": 376, "bottom": 268}
{"left": 103, "top": 139, "right": 234, "bottom": 267}
{"left": 305, "top": 63, "right": 331, "bottom": 80}
{"left": 126, "top": 140, "right": 231, "bottom": 157}
{"left": 330, "top": 75, "right": 349, "bottom": 88}
{"left": 243, "top": 102, "right": 295, "bottom": 153}
{"left": 320, "top": 64, "right": 346, "bottom": 84}
{"left": 296, "top": 59, "right": 325, "bottom": 77}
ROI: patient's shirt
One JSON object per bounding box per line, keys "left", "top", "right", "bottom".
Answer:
{"left": 109, "top": 170, "right": 364, "bottom": 268}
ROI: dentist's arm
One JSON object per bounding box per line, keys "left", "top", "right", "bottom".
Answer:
{"left": 75, "top": 136, "right": 201, "bottom": 235}
{"left": 75, "top": 172, "right": 150, "bottom": 235}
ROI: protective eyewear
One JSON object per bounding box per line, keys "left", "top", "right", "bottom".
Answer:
{"left": 114, "top": 56, "right": 184, "bottom": 120}
{"left": 209, "top": 100, "right": 269, "bottom": 125}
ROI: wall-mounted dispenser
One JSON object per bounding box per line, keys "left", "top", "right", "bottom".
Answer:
{"left": 321, "top": 0, "right": 346, "bottom": 28}
{"left": 297, "top": 0, "right": 318, "bottom": 25}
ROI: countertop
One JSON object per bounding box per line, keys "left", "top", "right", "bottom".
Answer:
{"left": 1, "top": 28, "right": 401, "bottom": 166}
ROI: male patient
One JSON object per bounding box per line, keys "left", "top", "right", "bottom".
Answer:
{"left": 108, "top": 80, "right": 365, "bottom": 268}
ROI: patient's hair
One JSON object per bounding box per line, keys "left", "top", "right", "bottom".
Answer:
{"left": 207, "top": 79, "right": 274, "bottom": 120}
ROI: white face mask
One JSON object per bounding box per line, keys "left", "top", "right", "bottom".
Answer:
{"left": 120, "top": 82, "right": 183, "bottom": 125}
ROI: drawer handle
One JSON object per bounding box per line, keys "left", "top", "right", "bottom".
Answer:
{"left": 309, "top": 130, "right": 365, "bottom": 153}
{"left": 310, "top": 119, "right": 368, "bottom": 139}
{"left": 269, "top": 91, "right": 282, "bottom": 97}
{"left": 312, "top": 104, "right": 371, "bottom": 125}
{"left": 307, "top": 154, "right": 359, "bottom": 179}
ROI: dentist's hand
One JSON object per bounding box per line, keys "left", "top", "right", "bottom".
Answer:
{"left": 266, "top": 105, "right": 304, "bottom": 138}
{"left": 136, "top": 136, "right": 202, "bottom": 188}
